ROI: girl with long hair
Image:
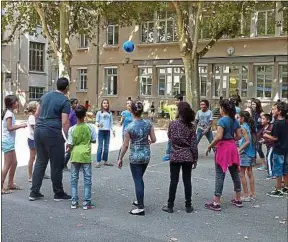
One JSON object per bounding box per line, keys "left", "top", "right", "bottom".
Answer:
{"left": 238, "top": 111, "right": 256, "bottom": 201}
{"left": 162, "top": 102, "right": 198, "bottom": 214}
{"left": 250, "top": 99, "right": 266, "bottom": 170}
{"left": 95, "top": 99, "right": 115, "bottom": 168}
{"left": 2, "top": 95, "right": 27, "bottom": 194}
{"left": 205, "top": 99, "right": 242, "bottom": 211}
{"left": 118, "top": 101, "right": 156, "bottom": 216}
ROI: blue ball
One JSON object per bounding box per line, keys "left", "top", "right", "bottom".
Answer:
{"left": 123, "top": 40, "right": 135, "bottom": 53}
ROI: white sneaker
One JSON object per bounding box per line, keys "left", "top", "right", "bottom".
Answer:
{"left": 94, "top": 163, "right": 101, "bottom": 168}
{"left": 241, "top": 196, "right": 251, "bottom": 202}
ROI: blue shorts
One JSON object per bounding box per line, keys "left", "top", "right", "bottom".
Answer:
{"left": 240, "top": 152, "right": 255, "bottom": 167}
{"left": 2, "top": 141, "right": 15, "bottom": 153}
{"left": 272, "top": 153, "right": 287, "bottom": 177}
{"left": 27, "top": 138, "right": 36, "bottom": 149}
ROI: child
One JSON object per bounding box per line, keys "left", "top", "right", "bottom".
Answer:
{"left": 238, "top": 111, "right": 256, "bottom": 202}
{"left": 67, "top": 105, "right": 97, "bottom": 209}
{"left": 264, "top": 102, "right": 288, "bottom": 197}
{"left": 195, "top": 99, "right": 214, "bottom": 145}
{"left": 1, "top": 95, "right": 27, "bottom": 194}
{"left": 95, "top": 99, "right": 115, "bottom": 168}
{"left": 117, "top": 101, "right": 156, "bottom": 216}
{"left": 205, "top": 99, "right": 242, "bottom": 211}
{"left": 149, "top": 102, "right": 155, "bottom": 121}
{"left": 162, "top": 94, "right": 183, "bottom": 161}
{"left": 257, "top": 114, "right": 274, "bottom": 179}
{"left": 162, "top": 102, "right": 198, "bottom": 214}
{"left": 120, "top": 99, "right": 133, "bottom": 141}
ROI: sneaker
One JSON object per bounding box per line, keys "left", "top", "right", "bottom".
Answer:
{"left": 204, "top": 201, "right": 221, "bottom": 211}
{"left": 241, "top": 196, "right": 251, "bottom": 202}
{"left": 257, "top": 166, "right": 267, "bottom": 171}
{"left": 54, "top": 192, "right": 72, "bottom": 201}
{"left": 231, "top": 199, "right": 243, "bottom": 208}
{"left": 250, "top": 195, "right": 256, "bottom": 201}
{"left": 132, "top": 201, "right": 139, "bottom": 207}
{"left": 29, "top": 191, "right": 44, "bottom": 201}
{"left": 162, "top": 154, "right": 170, "bottom": 162}
{"left": 266, "top": 175, "right": 276, "bottom": 180}
{"left": 129, "top": 208, "right": 145, "bottom": 216}
{"left": 162, "top": 205, "right": 173, "bottom": 213}
{"left": 104, "top": 162, "right": 114, "bottom": 166}
{"left": 71, "top": 201, "right": 79, "bottom": 209}
{"left": 28, "top": 178, "right": 32, "bottom": 183}
{"left": 281, "top": 187, "right": 288, "bottom": 195}
{"left": 267, "top": 189, "right": 284, "bottom": 198}
{"left": 83, "top": 202, "right": 95, "bottom": 210}
{"left": 94, "top": 163, "right": 101, "bottom": 168}
{"left": 185, "top": 206, "right": 194, "bottom": 213}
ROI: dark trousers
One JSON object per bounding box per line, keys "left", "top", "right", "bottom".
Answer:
{"left": 214, "top": 164, "right": 241, "bottom": 197}
{"left": 168, "top": 162, "right": 193, "bottom": 208}
{"left": 256, "top": 142, "right": 265, "bottom": 159}
{"left": 130, "top": 163, "right": 148, "bottom": 209}
{"left": 31, "top": 128, "right": 65, "bottom": 195}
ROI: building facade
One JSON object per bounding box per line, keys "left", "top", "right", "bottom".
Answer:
{"left": 65, "top": 2, "right": 288, "bottom": 112}
{"left": 1, "top": 28, "right": 51, "bottom": 110}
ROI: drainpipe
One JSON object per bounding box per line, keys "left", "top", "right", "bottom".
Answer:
{"left": 96, "top": 14, "right": 100, "bottom": 109}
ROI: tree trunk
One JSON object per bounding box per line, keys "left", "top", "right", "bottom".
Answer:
{"left": 59, "top": 2, "right": 72, "bottom": 80}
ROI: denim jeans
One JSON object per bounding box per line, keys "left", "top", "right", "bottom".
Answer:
{"left": 97, "top": 130, "right": 110, "bottom": 162}
{"left": 165, "top": 140, "right": 171, "bottom": 155}
{"left": 168, "top": 162, "right": 192, "bottom": 208}
{"left": 31, "top": 128, "right": 65, "bottom": 195}
{"left": 196, "top": 128, "right": 213, "bottom": 145}
{"left": 130, "top": 163, "right": 148, "bottom": 209}
{"left": 71, "top": 163, "right": 92, "bottom": 205}
{"left": 214, "top": 164, "right": 241, "bottom": 197}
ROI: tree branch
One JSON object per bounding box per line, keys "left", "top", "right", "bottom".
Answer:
{"left": 1, "top": 17, "right": 22, "bottom": 44}
{"left": 33, "top": 1, "right": 58, "bottom": 54}
{"left": 68, "top": 2, "right": 80, "bottom": 35}
{"left": 191, "top": 1, "right": 202, "bottom": 58}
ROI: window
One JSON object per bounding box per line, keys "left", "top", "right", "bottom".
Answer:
{"left": 213, "top": 65, "right": 249, "bottom": 98}
{"left": 279, "top": 65, "right": 288, "bottom": 99}
{"left": 105, "top": 68, "right": 117, "bottom": 95}
{"left": 157, "top": 67, "right": 185, "bottom": 96}
{"left": 29, "top": 86, "right": 45, "bottom": 100}
{"left": 256, "top": 10, "right": 275, "bottom": 36}
{"left": 78, "top": 69, "right": 87, "bottom": 90}
{"left": 29, "top": 42, "right": 45, "bottom": 72}
{"left": 281, "top": 3, "right": 288, "bottom": 35}
{"left": 199, "top": 66, "right": 208, "bottom": 96}
{"left": 107, "top": 25, "right": 119, "bottom": 45}
{"left": 139, "top": 68, "right": 153, "bottom": 96}
{"left": 141, "top": 11, "right": 177, "bottom": 43}
{"left": 255, "top": 65, "right": 273, "bottom": 98}
{"left": 79, "top": 34, "right": 88, "bottom": 48}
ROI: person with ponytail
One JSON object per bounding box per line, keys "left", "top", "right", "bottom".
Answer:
{"left": 118, "top": 101, "right": 156, "bottom": 216}
{"left": 205, "top": 99, "right": 242, "bottom": 211}
{"left": 238, "top": 111, "right": 256, "bottom": 202}
{"left": 2, "top": 95, "right": 27, "bottom": 194}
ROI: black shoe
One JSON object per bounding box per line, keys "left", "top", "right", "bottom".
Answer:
{"left": 29, "top": 191, "right": 44, "bottom": 201}
{"left": 54, "top": 192, "right": 72, "bottom": 201}
{"left": 129, "top": 208, "right": 145, "bottom": 216}
{"left": 162, "top": 205, "right": 173, "bottom": 213}
{"left": 132, "top": 201, "right": 139, "bottom": 207}
{"left": 185, "top": 206, "right": 194, "bottom": 213}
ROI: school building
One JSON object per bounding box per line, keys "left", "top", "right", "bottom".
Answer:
{"left": 55, "top": 2, "right": 287, "bottom": 113}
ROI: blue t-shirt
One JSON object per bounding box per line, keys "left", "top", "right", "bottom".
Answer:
{"left": 95, "top": 111, "right": 113, "bottom": 131}
{"left": 217, "top": 116, "right": 240, "bottom": 140}
{"left": 36, "top": 91, "right": 70, "bottom": 135}
{"left": 126, "top": 119, "right": 152, "bottom": 164}
{"left": 239, "top": 122, "right": 256, "bottom": 157}
{"left": 121, "top": 110, "right": 133, "bottom": 134}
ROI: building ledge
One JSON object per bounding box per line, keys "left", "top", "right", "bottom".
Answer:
{"left": 102, "top": 95, "right": 118, "bottom": 98}
{"left": 76, "top": 90, "right": 88, "bottom": 93}
{"left": 103, "top": 45, "right": 119, "bottom": 50}
{"left": 29, "top": 71, "right": 46, "bottom": 75}
{"left": 137, "top": 42, "right": 178, "bottom": 48}
{"left": 77, "top": 47, "right": 89, "bottom": 52}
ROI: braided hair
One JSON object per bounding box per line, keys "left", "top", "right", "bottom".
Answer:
{"left": 220, "top": 99, "right": 236, "bottom": 119}
{"left": 131, "top": 101, "right": 144, "bottom": 117}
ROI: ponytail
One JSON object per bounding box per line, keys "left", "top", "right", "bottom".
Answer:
{"left": 1, "top": 108, "right": 7, "bottom": 120}
{"left": 240, "top": 111, "right": 257, "bottom": 144}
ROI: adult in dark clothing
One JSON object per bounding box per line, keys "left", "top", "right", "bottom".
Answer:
{"left": 29, "top": 77, "right": 71, "bottom": 201}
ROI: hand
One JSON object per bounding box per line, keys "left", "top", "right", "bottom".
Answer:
{"left": 66, "top": 144, "right": 70, "bottom": 152}
{"left": 117, "top": 159, "right": 123, "bottom": 169}
{"left": 263, "top": 133, "right": 269, "bottom": 139}
{"left": 148, "top": 139, "right": 152, "bottom": 145}
{"left": 205, "top": 146, "right": 212, "bottom": 156}
{"left": 20, "top": 123, "right": 27, "bottom": 128}
{"left": 112, "top": 130, "right": 116, "bottom": 137}
{"left": 192, "top": 162, "right": 197, "bottom": 169}
{"left": 202, "top": 129, "right": 208, "bottom": 135}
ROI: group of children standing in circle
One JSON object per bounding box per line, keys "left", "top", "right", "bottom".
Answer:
{"left": 1, "top": 78, "right": 288, "bottom": 215}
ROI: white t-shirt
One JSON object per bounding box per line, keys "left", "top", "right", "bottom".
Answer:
{"left": 2, "top": 110, "right": 16, "bottom": 145}
{"left": 195, "top": 110, "right": 213, "bottom": 130}
{"left": 27, "top": 115, "right": 36, "bottom": 140}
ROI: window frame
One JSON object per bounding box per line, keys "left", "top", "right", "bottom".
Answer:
{"left": 104, "top": 67, "right": 118, "bottom": 96}
{"left": 78, "top": 68, "right": 88, "bottom": 91}
{"left": 139, "top": 67, "right": 153, "bottom": 96}
{"left": 79, "top": 34, "right": 88, "bottom": 48}
{"left": 29, "top": 41, "right": 45, "bottom": 72}
{"left": 254, "top": 65, "right": 274, "bottom": 99}
{"left": 29, "top": 86, "right": 45, "bottom": 101}
{"left": 279, "top": 64, "right": 288, "bottom": 99}
{"left": 106, "top": 24, "right": 119, "bottom": 46}
{"left": 256, "top": 9, "right": 275, "bottom": 36}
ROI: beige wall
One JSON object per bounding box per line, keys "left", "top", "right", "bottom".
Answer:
{"left": 68, "top": 23, "right": 287, "bottom": 112}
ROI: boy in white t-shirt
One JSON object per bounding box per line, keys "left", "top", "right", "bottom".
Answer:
{"left": 25, "top": 101, "right": 49, "bottom": 182}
